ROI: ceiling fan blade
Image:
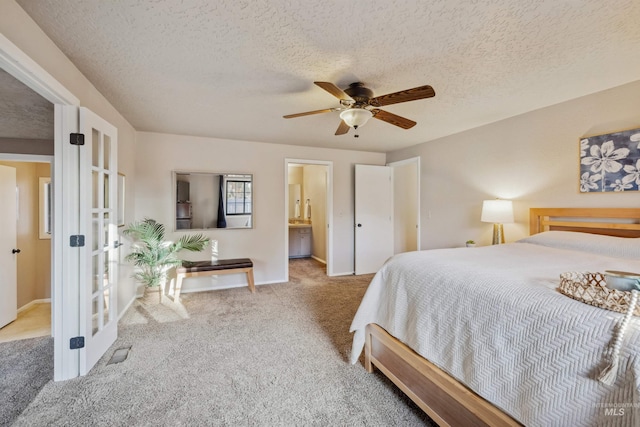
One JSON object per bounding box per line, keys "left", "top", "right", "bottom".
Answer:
{"left": 314, "top": 82, "right": 353, "bottom": 100}
{"left": 283, "top": 108, "right": 334, "bottom": 119}
{"left": 335, "top": 120, "right": 350, "bottom": 135}
{"left": 370, "top": 85, "right": 435, "bottom": 107}
{"left": 372, "top": 109, "right": 416, "bottom": 129}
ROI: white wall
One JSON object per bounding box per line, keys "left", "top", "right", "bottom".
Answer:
{"left": 387, "top": 80, "right": 640, "bottom": 249}
{"left": 1, "top": 0, "right": 139, "bottom": 316}
{"left": 135, "top": 132, "right": 385, "bottom": 291}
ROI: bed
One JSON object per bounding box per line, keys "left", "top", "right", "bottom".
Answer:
{"left": 350, "top": 208, "right": 640, "bottom": 426}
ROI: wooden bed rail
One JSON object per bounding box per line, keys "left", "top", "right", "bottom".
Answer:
{"left": 365, "top": 324, "right": 521, "bottom": 427}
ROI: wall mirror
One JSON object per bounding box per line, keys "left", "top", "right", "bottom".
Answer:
{"left": 173, "top": 171, "right": 253, "bottom": 230}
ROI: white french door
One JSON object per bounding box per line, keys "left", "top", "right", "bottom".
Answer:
{"left": 1, "top": 34, "right": 118, "bottom": 380}
{"left": 79, "top": 107, "right": 118, "bottom": 375}
{"left": 354, "top": 164, "right": 393, "bottom": 275}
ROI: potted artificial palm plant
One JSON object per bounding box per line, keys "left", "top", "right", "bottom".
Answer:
{"left": 124, "top": 218, "right": 209, "bottom": 302}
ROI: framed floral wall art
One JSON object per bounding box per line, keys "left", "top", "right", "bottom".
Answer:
{"left": 580, "top": 127, "right": 640, "bottom": 193}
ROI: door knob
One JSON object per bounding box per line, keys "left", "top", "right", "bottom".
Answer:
{"left": 357, "top": 224, "right": 362, "bottom": 227}
{"left": 12, "top": 249, "right": 21, "bottom": 254}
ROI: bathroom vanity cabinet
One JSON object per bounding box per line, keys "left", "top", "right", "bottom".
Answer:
{"left": 289, "top": 225, "right": 312, "bottom": 258}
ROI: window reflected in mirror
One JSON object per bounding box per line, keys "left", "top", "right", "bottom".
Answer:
{"left": 173, "top": 172, "right": 253, "bottom": 230}
{"left": 39, "top": 177, "right": 52, "bottom": 239}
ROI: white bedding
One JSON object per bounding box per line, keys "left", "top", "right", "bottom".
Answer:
{"left": 350, "top": 234, "right": 640, "bottom": 426}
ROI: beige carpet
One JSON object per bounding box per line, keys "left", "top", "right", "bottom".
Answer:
{"left": 12, "top": 258, "right": 435, "bottom": 426}
{"left": 0, "top": 336, "right": 53, "bottom": 427}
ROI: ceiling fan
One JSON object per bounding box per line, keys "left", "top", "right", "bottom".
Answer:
{"left": 283, "top": 81, "right": 435, "bottom": 137}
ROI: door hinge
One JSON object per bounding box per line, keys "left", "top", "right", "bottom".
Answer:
{"left": 70, "top": 133, "right": 85, "bottom": 145}
{"left": 70, "top": 235, "right": 85, "bottom": 247}
{"left": 70, "top": 336, "right": 85, "bottom": 349}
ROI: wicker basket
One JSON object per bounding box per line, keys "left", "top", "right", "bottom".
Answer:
{"left": 559, "top": 272, "right": 640, "bottom": 316}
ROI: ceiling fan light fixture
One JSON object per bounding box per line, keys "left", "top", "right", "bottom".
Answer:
{"left": 339, "top": 108, "right": 373, "bottom": 128}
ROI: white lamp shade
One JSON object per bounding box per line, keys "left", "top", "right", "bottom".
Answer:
{"left": 481, "top": 199, "right": 514, "bottom": 223}
{"left": 339, "top": 108, "right": 373, "bottom": 127}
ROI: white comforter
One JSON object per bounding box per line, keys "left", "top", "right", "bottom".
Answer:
{"left": 350, "top": 238, "right": 640, "bottom": 427}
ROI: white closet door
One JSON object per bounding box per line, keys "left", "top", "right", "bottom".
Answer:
{"left": 0, "top": 165, "right": 17, "bottom": 328}
{"left": 355, "top": 164, "right": 393, "bottom": 275}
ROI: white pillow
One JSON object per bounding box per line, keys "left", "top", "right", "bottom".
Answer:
{"left": 517, "top": 231, "right": 640, "bottom": 259}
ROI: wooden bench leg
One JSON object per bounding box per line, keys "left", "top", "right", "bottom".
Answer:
{"left": 175, "top": 273, "right": 185, "bottom": 301}
{"left": 246, "top": 268, "right": 255, "bottom": 293}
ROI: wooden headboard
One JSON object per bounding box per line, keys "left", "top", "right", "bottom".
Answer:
{"left": 530, "top": 208, "right": 640, "bottom": 237}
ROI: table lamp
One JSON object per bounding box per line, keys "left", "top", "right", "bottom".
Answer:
{"left": 481, "top": 199, "right": 514, "bottom": 245}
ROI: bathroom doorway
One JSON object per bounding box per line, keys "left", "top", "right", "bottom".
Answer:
{"left": 284, "top": 159, "right": 333, "bottom": 279}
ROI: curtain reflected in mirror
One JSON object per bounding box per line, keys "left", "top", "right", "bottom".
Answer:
{"left": 173, "top": 171, "right": 253, "bottom": 230}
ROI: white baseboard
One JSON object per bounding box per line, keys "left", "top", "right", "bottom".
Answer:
{"left": 180, "top": 283, "right": 250, "bottom": 294}
{"left": 118, "top": 295, "right": 137, "bottom": 321}
{"left": 120, "top": 278, "right": 289, "bottom": 304}
{"left": 311, "top": 255, "right": 326, "bottom": 264}
{"left": 254, "top": 278, "right": 287, "bottom": 285}
{"left": 18, "top": 298, "right": 51, "bottom": 313}
{"left": 179, "top": 278, "right": 284, "bottom": 294}
{"left": 328, "top": 271, "right": 355, "bottom": 277}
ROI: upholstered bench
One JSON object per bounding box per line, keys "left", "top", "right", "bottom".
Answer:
{"left": 173, "top": 258, "right": 255, "bottom": 300}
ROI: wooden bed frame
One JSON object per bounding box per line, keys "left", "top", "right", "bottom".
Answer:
{"left": 364, "top": 207, "right": 640, "bottom": 427}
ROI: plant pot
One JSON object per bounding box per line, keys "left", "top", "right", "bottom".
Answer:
{"left": 135, "top": 283, "right": 146, "bottom": 299}
{"left": 143, "top": 285, "right": 163, "bottom": 303}
{"left": 466, "top": 243, "right": 476, "bottom": 248}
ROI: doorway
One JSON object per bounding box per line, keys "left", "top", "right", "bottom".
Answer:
{"left": 389, "top": 157, "right": 420, "bottom": 254}
{"left": 0, "top": 159, "right": 53, "bottom": 342}
{"left": 0, "top": 50, "right": 55, "bottom": 343}
{"left": 285, "top": 159, "right": 333, "bottom": 279}
{"left": 354, "top": 158, "right": 420, "bottom": 275}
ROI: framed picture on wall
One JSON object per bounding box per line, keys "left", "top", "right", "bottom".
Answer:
{"left": 580, "top": 127, "right": 640, "bottom": 193}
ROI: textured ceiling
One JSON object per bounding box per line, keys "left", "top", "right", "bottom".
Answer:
{"left": 0, "top": 68, "right": 53, "bottom": 139}
{"left": 14, "top": 0, "right": 640, "bottom": 152}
